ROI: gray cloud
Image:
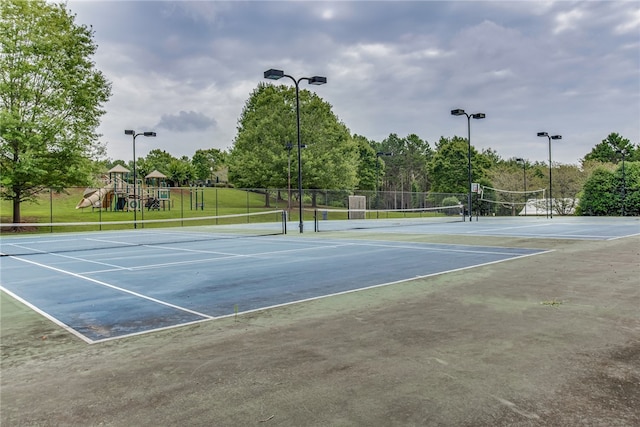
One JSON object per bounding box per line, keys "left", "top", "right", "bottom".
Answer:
{"left": 156, "top": 111, "right": 217, "bottom": 132}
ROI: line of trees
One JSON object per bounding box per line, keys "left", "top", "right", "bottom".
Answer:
{"left": 97, "top": 148, "right": 227, "bottom": 188}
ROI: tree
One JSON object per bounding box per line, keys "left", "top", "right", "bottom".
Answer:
{"left": 577, "top": 168, "right": 619, "bottom": 215}
{"left": 166, "top": 158, "right": 193, "bottom": 187}
{"left": 228, "top": 83, "right": 358, "bottom": 204}
{"left": 352, "top": 134, "right": 379, "bottom": 191}
{"left": 620, "top": 162, "right": 640, "bottom": 216}
{"left": 192, "top": 148, "right": 225, "bottom": 183}
{"left": 428, "top": 137, "right": 466, "bottom": 194}
{"left": 552, "top": 164, "right": 587, "bottom": 215}
{"left": 0, "top": 0, "right": 111, "bottom": 223}
{"left": 583, "top": 133, "right": 638, "bottom": 163}
{"left": 138, "top": 149, "right": 176, "bottom": 176}
{"left": 427, "top": 136, "right": 491, "bottom": 194}
{"left": 375, "top": 133, "right": 433, "bottom": 208}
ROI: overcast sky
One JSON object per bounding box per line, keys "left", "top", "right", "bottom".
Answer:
{"left": 66, "top": 0, "right": 639, "bottom": 166}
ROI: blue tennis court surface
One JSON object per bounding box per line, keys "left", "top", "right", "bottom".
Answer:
{"left": 330, "top": 216, "right": 640, "bottom": 240}
{"left": 0, "top": 231, "right": 547, "bottom": 343}
{"left": 1, "top": 217, "right": 637, "bottom": 343}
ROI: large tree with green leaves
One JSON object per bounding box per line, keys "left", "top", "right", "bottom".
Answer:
{"left": 352, "top": 134, "right": 379, "bottom": 191}
{"left": 0, "top": 0, "right": 111, "bottom": 223}
{"left": 427, "top": 136, "right": 494, "bottom": 213}
{"left": 583, "top": 133, "right": 639, "bottom": 163}
{"left": 427, "top": 136, "right": 492, "bottom": 194}
{"left": 192, "top": 148, "right": 226, "bottom": 182}
{"left": 372, "top": 133, "right": 433, "bottom": 209}
{"left": 578, "top": 162, "right": 640, "bottom": 216}
{"left": 135, "top": 149, "right": 176, "bottom": 178}
{"left": 229, "top": 83, "right": 358, "bottom": 203}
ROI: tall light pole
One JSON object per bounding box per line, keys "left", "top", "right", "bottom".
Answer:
{"left": 285, "top": 142, "right": 293, "bottom": 211}
{"left": 516, "top": 157, "right": 527, "bottom": 216}
{"left": 124, "top": 130, "right": 157, "bottom": 228}
{"left": 451, "top": 109, "right": 485, "bottom": 222}
{"left": 537, "top": 132, "right": 561, "bottom": 219}
{"left": 264, "top": 69, "right": 327, "bottom": 233}
{"left": 616, "top": 149, "right": 626, "bottom": 216}
{"left": 376, "top": 152, "right": 392, "bottom": 210}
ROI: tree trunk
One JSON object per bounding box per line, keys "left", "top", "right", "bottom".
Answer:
{"left": 264, "top": 190, "right": 270, "bottom": 208}
{"left": 12, "top": 188, "right": 21, "bottom": 224}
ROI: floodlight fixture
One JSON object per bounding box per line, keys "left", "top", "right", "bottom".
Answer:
{"left": 264, "top": 69, "right": 285, "bottom": 80}
{"left": 308, "top": 76, "right": 327, "bottom": 85}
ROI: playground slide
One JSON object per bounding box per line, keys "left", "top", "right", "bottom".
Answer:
{"left": 75, "top": 187, "right": 113, "bottom": 209}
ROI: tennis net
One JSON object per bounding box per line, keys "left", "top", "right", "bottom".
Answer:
{"left": 308, "top": 205, "right": 464, "bottom": 232}
{"left": 0, "top": 210, "right": 286, "bottom": 257}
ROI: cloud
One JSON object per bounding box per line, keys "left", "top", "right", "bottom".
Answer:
{"left": 156, "top": 111, "right": 217, "bottom": 132}
{"left": 67, "top": 0, "right": 639, "bottom": 165}
{"left": 554, "top": 7, "right": 587, "bottom": 34}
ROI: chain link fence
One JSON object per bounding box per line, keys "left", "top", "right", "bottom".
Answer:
{"left": 1, "top": 186, "right": 465, "bottom": 225}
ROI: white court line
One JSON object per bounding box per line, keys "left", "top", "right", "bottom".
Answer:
{"left": 462, "top": 223, "right": 552, "bottom": 234}
{"left": 81, "top": 241, "right": 359, "bottom": 273}
{"left": 608, "top": 232, "right": 640, "bottom": 241}
{"left": 47, "top": 252, "right": 134, "bottom": 270}
{"left": 88, "top": 318, "right": 215, "bottom": 344}
{"left": 341, "top": 241, "right": 539, "bottom": 256}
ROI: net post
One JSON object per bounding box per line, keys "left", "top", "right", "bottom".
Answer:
{"left": 282, "top": 210, "right": 287, "bottom": 234}
{"left": 314, "top": 209, "right": 319, "bottom": 232}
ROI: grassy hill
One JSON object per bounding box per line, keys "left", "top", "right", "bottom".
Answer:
{"left": 0, "top": 187, "right": 289, "bottom": 226}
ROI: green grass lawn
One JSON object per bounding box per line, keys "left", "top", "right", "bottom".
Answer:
{"left": 0, "top": 187, "right": 298, "bottom": 232}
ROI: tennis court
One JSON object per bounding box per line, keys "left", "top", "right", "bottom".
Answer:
{"left": 317, "top": 215, "right": 640, "bottom": 240}
{"left": 2, "top": 215, "right": 638, "bottom": 344}
{"left": 0, "top": 221, "right": 548, "bottom": 343}
{"left": 0, "top": 214, "right": 640, "bottom": 343}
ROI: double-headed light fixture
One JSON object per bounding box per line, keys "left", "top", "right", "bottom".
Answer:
{"left": 537, "top": 132, "right": 561, "bottom": 219}
{"left": 451, "top": 109, "right": 485, "bottom": 222}
{"left": 125, "top": 129, "right": 157, "bottom": 228}
{"left": 515, "top": 158, "right": 527, "bottom": 216}
{"left": 264, "top": 69, "right": 327, "bottom": 233}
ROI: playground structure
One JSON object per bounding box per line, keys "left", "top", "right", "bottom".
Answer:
{"left": 75, "top": 166, "right": 170, "bottom": 211}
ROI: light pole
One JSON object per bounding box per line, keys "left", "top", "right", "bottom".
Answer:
{"left": 264, "top": 69, "right": 327, "bottom": 233}
{"left": 537, "top": 132, "right": 561, "bottom": 219}
{"left": 616, "top": 149, "right": 626, "bottom": 216}
{"left": 451, "top": 109, "right": 485, "bottom": 222}
{"left": 375, "top": 152, "right": 392, "bottom": 210}
{"left": 124, "top": 129, "right": 156, "bottom": 228}
{"left": 516, "top": 157, "right": 527, "bottom": 216}
{"left": 285, "top": 142, "right": 293, "bottom": 211}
